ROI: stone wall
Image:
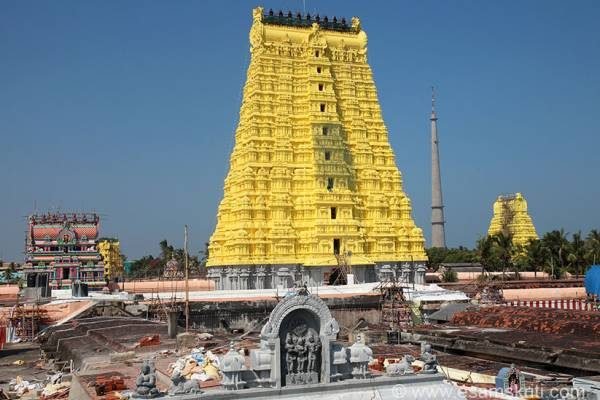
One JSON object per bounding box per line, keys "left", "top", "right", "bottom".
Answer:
{"left": 185, "top": 295, "right": 381, "bottom": 333}
{"left": 208, "top": 262, "right": 426, "bottom": 290}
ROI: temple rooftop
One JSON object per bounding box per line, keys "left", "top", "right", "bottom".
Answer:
{"left": 262, "top": 9, "right": 357, "bottom": 32}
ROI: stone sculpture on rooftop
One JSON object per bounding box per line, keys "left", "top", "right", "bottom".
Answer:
{"left": 221, "top": 342, "right": 246, "bottom": 390}
{"left": 250, "top": 340, "right": 273, "bottom": 387}
{"left": 168, "top": 371, "right": 201, "bottom": 396}
{"left": 386, "top": 355, "right": 415, "bottom": 376}
{"left": 419, "top": 342, "right": 438, "bottom": 374}
{"left": 349, "top": 333, "right": 373, "bottom": 379}
{"left": 233, "top": 277, "right": 446, "bottom": 393}
{"left": 251, "top": 287, "right": 340, "bottom": 388}
{"left": 133, "top": 361, "right": 160, "bottom": 398}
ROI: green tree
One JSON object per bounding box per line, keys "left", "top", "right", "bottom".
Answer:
{"left": 159, "top": 240, "right": 175, "bottom": 261}
{"left": 2, "top": 262, "right": 19, "bottom": 283}
{"left": 542, "top": 229, "right": 569, "bottom": 278}
{"left": 425, "top": 247, "right": 449, "bottom": 270}
{"left": 128, "top": 255, "right": 156, "bottom": 278}
{"left": 492, "top": 233, "right": 514, "bottom": 279}
{"left": 476, "top": 236, "right": 498, "bottom": 271}
{"left": 567, "top": 232, "right": 587, "bottom": 278}
{"left": 441, "top": 269, "right": 458, "bottom": 282}
{"left": 196, "top": 242, "right": 209, "bottom": 278}
{"left": 3, "top": 269, "right": 13, "bottom": 283}
{"left": 445, "top": 246, "right": 478, "bottom": 263}
{"left": 586, "top": 229, "right": 600, "bottom": 266}
{"left": 426, "top": 246, "right": 478, "bottom": 271}
{"left": 524, "top": 239, "right": 547, "bottom": 277}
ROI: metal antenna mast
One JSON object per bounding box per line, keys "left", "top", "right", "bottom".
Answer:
{"left": 184, "top": 225, "right": 190, "bottom": 332}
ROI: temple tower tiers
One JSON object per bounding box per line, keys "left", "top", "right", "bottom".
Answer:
{"left": 487, "top": 193, "right": 538, "bottom": 247}
{"left": 207, "top": 8, "right": 427, "bottom": 290}
{"left": 430, "top": 88, "right": 446, "bottom": 248}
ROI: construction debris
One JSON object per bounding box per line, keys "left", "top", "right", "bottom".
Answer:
{"left": 93, "top": 375, "right": 126, "bottom": 396}
{"left": 8, "top": 376, "right": 42, "bottom": 397}
{"left": 40, "top": 381, "right": 70, "bottom": 400}
{"left": 451, "top": 306, "right": 600, "bottom": 337}
{"left": 137, "top": 334, "right": 160, "bottom": 347}
{"left": 169, "top": 348, "right": 221, "bottom": 385}
{"left": 110, "top": 351, "right": 136, "bottom": 362}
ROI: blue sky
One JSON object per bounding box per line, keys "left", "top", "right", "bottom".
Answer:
{"left": 1, "top": 1, "right": 599, "bottom": 261}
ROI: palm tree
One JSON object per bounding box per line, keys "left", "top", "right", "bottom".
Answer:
{"left": 493, "top": 233, "right": 514, "bottom": 279}
{"left": 567, "top": 232, "right": 587, "bottom": 278}
{"left": 476, "top": 236, "right": 496, "bottom": 272}
{"left": 542, "top": 229, "right": 569, "bottom": 278}
{"left": 586, "top": 229, "right": 600, "bottom": 265}
{"left": 525, "top": 239, "right": 546, "bottom": 278}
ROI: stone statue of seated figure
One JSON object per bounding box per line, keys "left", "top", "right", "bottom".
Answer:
{"left": 133, "top": 361, "right": 160, "bottom": 398}
{"left": 419, "top": 343, "right": 438, "bottom": 373}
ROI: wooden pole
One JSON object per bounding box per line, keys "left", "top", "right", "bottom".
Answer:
{"left": 184, "top": 225, "right": 189, "bottom": 332}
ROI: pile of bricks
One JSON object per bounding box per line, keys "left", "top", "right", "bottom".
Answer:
{"left": 94, "top": 375, "right": 127, "bottom": 397}
{"left": 451, "top": 307, "right": 600, "bottom": 337}
{"left": 138, "top": 334, "right": 160, "bottom": 347}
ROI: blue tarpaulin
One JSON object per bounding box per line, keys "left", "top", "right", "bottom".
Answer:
{"left": 584, "top": 265, "right": 600, "bottom": 296}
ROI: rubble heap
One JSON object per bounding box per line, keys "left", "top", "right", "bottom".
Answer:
{"left": 451, "top": 306, "right": 600, "bottom": 337}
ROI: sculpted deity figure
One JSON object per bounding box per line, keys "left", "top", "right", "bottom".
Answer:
{"left": 134, "top": 361, "right": 159, "bottom": 398}
{"left": 298, "top": 282, "right": 309, "bottom": 296}
{"left": 307, "top": 332, "right": 321, "bottom": 372}
{"left": 296, "top": 336, "right": 308, "bottom": 373}
{"left": 419, "top": 342, "right": 438, "bottom": 373}
{"left": 252, "top": 6, "right": 263, "bottom": 23}
{"left": 250, "top": 7, "right": 264, "bottom": 52}
{"left": 285, "top": 333, "right": 297, "bottom": 374}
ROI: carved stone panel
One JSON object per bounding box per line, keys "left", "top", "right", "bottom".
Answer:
{"left": 280, "top": 312, "right": 321, "bottom": 385}
{"left": 258, "top": 292, "right": 339, "bottom": 388}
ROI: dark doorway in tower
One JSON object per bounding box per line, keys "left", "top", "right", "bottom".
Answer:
{"left": 328, "top": 268, "right": 347, "bottom": 285}
{"left": 333, "top": 238, "right": 340, "bottom": 255}
{"left": 63, "top": 268, "right": 70, "bottom": 280}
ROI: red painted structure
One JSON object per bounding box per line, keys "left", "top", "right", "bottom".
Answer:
{"left": 23, "top": 212, "right": 105, "bottom": 289}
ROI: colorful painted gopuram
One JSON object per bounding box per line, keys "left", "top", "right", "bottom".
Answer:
{"left": 487, "top": 193, "right": 538, "bottom": 247}
{"left": 23, "top": 212, "right": 106, "bottom": 289}
{"left": 207, "top": 8, "right": 427, "bottom": 290}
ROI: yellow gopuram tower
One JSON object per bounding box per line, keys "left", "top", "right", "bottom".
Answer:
{"left": 98, "top": 238, "right": 124, "bottom": 281}
{"left": 207, "top": 8, "right": 427, "bottom": 290}
{"left": 487, "top": 193, "right": 538, "bottom": 247}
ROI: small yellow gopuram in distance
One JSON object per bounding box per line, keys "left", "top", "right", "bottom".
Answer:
{"left": 487, "top": 193, "right": 538, "bottom": 247}
{"left": 207, "top": 8, "right": 427, "bottom": 290}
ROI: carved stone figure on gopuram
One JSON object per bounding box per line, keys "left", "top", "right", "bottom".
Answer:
{"left": 206, "top": 7, "right": 428, "bottom": 290}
